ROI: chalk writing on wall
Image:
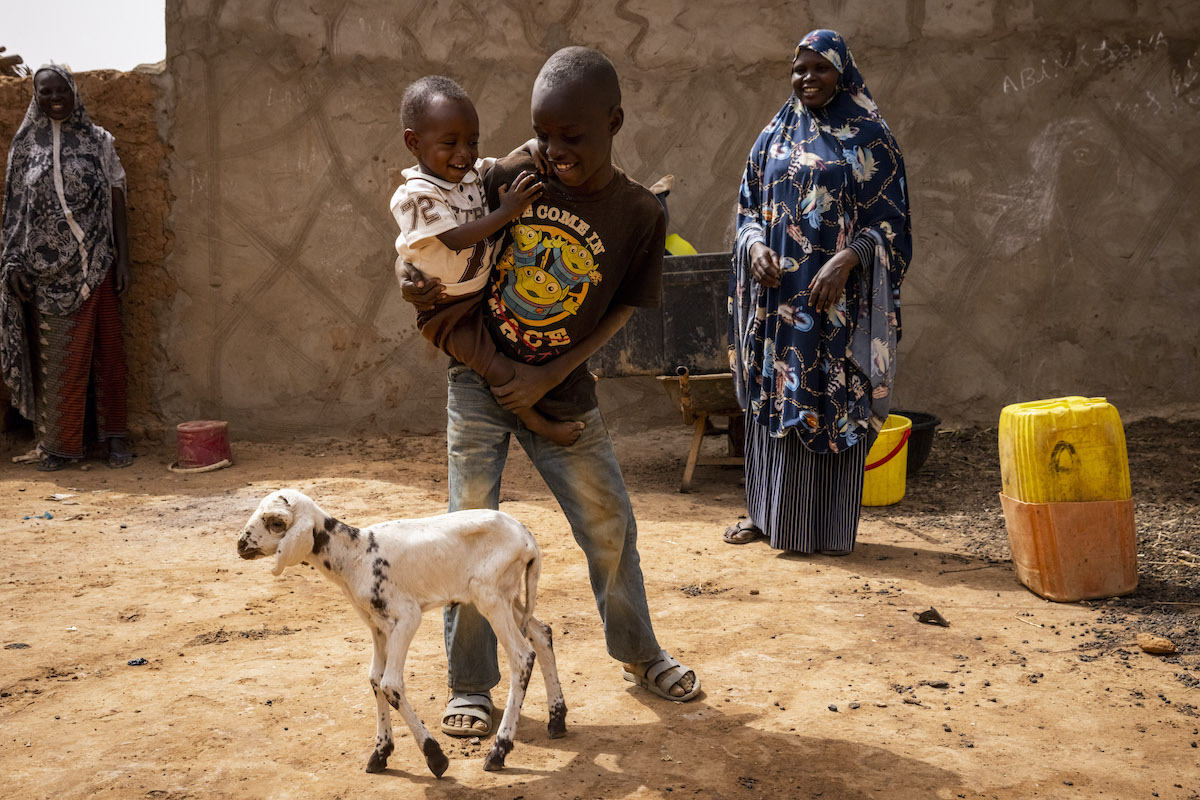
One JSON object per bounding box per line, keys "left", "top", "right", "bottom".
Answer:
{"left": 1002, "top": 32, "right": 1167, "bottom": 94}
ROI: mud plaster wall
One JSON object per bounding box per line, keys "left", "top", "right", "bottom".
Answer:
{"left": 162, "top": 0, "right": 1200, "bottom": 438}
{"left": 0, "top": 69, "right": 174, "bottom": 440}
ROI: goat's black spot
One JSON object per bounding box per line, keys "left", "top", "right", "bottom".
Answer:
{"left": 366, "top": 531, "right": 378, "bottom": 552}
{"left": 322, "top": 560, "right": 331, "bottom": 570}
{"left": 371, "top": 596, "right": 388, "bottom": 611}
{"left": 342, "top": 523, "right": 360, "bottom": 540}
{"left": 311, "top": 530, "right": 329, "bottom": 555}
{"left": 323, "top": 516, "right": 337, "bottom": 532}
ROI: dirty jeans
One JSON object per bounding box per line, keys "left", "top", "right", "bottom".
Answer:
{"left": 443, "top": 364, "right": 661, "bottom": 693}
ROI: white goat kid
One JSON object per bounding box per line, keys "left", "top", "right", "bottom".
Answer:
{"left": 236, "top": 489, "right": 567, "bottom": 777}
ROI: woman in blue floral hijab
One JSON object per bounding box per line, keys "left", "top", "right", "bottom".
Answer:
{"left": 724, "top": 30, "right": 912, "bottom": 552}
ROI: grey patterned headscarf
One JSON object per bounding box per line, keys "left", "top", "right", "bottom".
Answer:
{"left": 1, "top": 64, "right": 119, "bottom": 418}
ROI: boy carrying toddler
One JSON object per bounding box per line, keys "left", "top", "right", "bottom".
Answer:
{"left": 398, "top": 48, "right": 701, "bottom": 741}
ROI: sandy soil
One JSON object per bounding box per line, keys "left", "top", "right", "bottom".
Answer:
{"left": 2, "top": 420, "right": 1197, "bottom": 800}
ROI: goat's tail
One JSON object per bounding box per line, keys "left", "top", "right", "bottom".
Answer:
{"left": 519, "top": 545, "right": 540, "bottom": 636}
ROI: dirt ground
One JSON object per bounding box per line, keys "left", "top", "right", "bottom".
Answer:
{"left": 2, "top": 418, "right": 1198, "bottom": 800}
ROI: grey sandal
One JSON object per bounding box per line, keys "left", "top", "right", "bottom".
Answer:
{"left": 623, "top": 650, "right": 701, "bottom": 702}
{"left": 440, "top": 692, "right": 493, "bottom": 737}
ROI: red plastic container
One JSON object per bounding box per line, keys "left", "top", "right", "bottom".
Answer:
{"left": 175, "top": 420, "right": 233, "bottom": 468}
{"left": 999, "top": 493, "right": 1137, "bottom": 602}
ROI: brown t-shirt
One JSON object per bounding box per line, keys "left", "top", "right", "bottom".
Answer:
{"left": 481, "top": 153, "right": 665, "bottom": 416}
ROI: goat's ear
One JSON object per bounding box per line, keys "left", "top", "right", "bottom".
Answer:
{"left": 273, "top": 521, "right": 313, "bottom": 576}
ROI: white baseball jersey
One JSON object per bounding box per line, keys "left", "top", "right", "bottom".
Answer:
{"left": 390, "top": 158, "right": 497, "bottom": 297}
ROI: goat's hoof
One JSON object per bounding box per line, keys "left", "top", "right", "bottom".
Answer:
{"left": 423, "top": 738, "right": 449, "bottom": 778}
{"left": 548, "top": 703, "right": 568, "bottom": 739}
{"left": 365, "top": 740, "right": 393, "bottom": 773}
{"left": 483, "top": 738, "right": 512, "bottom": 772}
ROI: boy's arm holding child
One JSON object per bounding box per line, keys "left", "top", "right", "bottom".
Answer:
{"left": 490, "top": 305, "right": 634, "bottom": 412}
{"left": 436, "top": 170, "right": 542, "bottom": 252}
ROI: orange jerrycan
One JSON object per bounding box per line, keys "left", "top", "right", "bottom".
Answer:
{"left": 997, "top": 397, "right": 1137, "bottom": 602}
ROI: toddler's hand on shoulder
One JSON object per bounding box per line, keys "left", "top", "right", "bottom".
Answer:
{"left": 498, "top": 171, "right": 543, "bottom": 221}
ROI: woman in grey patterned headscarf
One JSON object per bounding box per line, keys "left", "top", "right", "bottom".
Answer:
{"left": 1, "top": 64, "right": 133, "bottom": 470}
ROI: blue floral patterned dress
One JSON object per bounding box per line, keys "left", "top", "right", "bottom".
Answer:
{"left": 728, "top": 30, "right": 912, "bottom": 552}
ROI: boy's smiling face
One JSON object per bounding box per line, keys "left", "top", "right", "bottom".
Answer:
{"left": 403, "top": 95, "right": 479, "bottom": 184}
{"left": 531, "top": 81, "right": 622, "bottom": 195}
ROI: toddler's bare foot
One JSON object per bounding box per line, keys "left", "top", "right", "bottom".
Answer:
{"left": 539, "top": 418, "right": 585, "bottom": 447}
{"left": 517, "top": 407, "right": 585, "bottom": 446}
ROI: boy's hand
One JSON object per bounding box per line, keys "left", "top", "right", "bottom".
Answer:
{"left": 497, "top": 171, "right": 543, "bottom": 222}
{"left": 396, "top": 260, "right": 444, "bottom": 311}
{"left": 491, "top": 361, "right": 561, "bottom": 412}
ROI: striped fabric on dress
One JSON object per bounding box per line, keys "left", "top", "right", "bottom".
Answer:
{"left": 744, "top": 415, "right": 870, "bottom": 553}
{"left": 33, "top": 270, "right": 127, "bottom": 459}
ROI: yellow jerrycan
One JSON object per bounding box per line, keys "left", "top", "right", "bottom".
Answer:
{"left": 997, "top": 397, "right": 1136, "bottom": 602}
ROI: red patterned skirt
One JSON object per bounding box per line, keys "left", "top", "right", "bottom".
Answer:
{"left": 32, "top": 270, "right": 128, "bottom": 459}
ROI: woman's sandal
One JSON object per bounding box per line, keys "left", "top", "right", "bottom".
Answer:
{"left": 108, "top": 451, "right": 134, "bottom": 468}
{"left": 623, "top": 649, "right": 701, "bottom": 702}
{"left": 722, "top": 520, "right": 763, "bottom": 545}
{"left": 36, "top": 453, "right": 70, "bottom": 472}
{"left": 107, "top": 438, "right": 134, "bottom": 469}
{"left": 440, "top": 692, "right": 493, "bottom": 738}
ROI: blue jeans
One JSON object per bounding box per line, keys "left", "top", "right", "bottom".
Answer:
{"left": 443, "top": 364, "right": 661, "bottom": 692}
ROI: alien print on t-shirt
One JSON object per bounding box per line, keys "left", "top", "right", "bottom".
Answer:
{"left": 488, "top": 208, "right": 606, "bottom": 357}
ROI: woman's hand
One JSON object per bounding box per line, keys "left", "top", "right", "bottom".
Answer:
{"left": 748, "top": 242, "right": 782, "bottom": 288}
{"left": 491, "top": 361, "right": 562, "bottom": 412}
{"left": 114, "top": 255, "right": 131, "bottom": 295}
{"left": 395, "top": 260, "right": 444, "bottom": 311}
{"left": 808, "top": 248, "right": 859, "bottom": 313}
{"left": 7, "top": 270, "right": 33, "bottom": 302}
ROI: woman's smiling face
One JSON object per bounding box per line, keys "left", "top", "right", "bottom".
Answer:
{"left": 35, "top": 70, "right": 75, "bottom": 121}
{"left": 792, "top": 49, "right": 839, "bottom": 109}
